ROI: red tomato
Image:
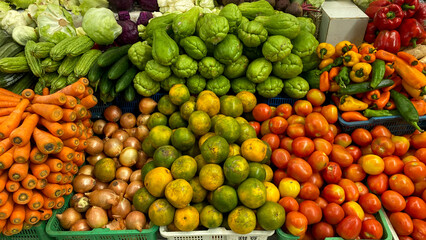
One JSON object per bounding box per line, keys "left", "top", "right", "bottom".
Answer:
{"left": 285, "top": 211, "right": 308, "bottom": 236}
{"left": 389, "top": 174, "right": 415, "bottom": 196}
{"left": 323, "top": 130, "right": 335, "bottom": 144}
{"left": 355, "top": 182, "right": 370, "bottom": 196}
{"left": 346, "top": 145, "right": 362, "bottom": 162}
{"left": 338, "top": 179, "right": 360, "bottom": 202}
{"left": 405, "top": 197, "right": 426, "bottom": 220}
{"left": 336, "top": 215, "right": 362, "bottom": 239}
{"left": 367, "top": 173, "right": 389, "bottom": 195}
{"left": 312, "top": 222, "right": 334, "bottom": 240}
{"left": 329, "top": 124, "right": 340, "bottom": 136}
{"left": 399, "top": 236, "right": 414, "bottom": 240}
{"left": 344, "top": 164, "right": 366, "bottom": 182}
{"left": 307, "top": 173, "right": 324, "bottom": 189}
{"left": 299, "top": 182, "right": 320, "bottom": 200}
{"left": 389, "top": 212, "right": 414, "bottom": 236}
{"left": 306, "top": 89, "right": 326, "bottom": 107}
{"left": 271, "top": 148, "right": 291, "bottom": 169}
{"left": 312, "top": 106, "right": 322, "bottom": 113}
{"left": 269, "top": 116, "right": 288, "bottom": 135}
{"left": 371, "top": 136, "right": 396, "bottom": 157}
{"left": 351, "top": 128, "right": 373, "bottom": 147}
{"left": 260, "top": 119, "right": 271, "bottom": 136}
{"left": 276, "top": 104, "right": 293, "bottom": 119}
{"left": 252, "top": 103, "right": 272, "bottom": 122}
{"left": 361, "top": 144, "right": 374, "bottom": 155}
{"left": 321, "top": 105, "right": 338, "bottom": 124}
{"left": 330, "top": 144, "right": 354, "bottom": 167}
{"left": 280, "top": 137, "right": 293, "bottom": 153}
{"left": 423, "top": 189, "right": 426, "bottom": 202}
{"left": 273, "top": 169, "right": 287, "bottom": 186}
{"left": 322, "top": 184, "right": 345, "bottom": 204}
{"left": 292, "top": 137, "right": 315, "bottom": 158}
{"left": 360, "top": 219, "right": 383, "bottom": 239}
{"left": 307, "top": 151, "right": 329, "bottom": 172}
{"left": 299, "top": 200, "right": 322, "bottom": 225}
{"left": 321, "top": 162, "right": 342, "bottom": 184}
{"left": 383, "top": 156, "right": 405, "bottom": 175}
{"left": 370, "top": 125, "right": 392, "bottom": 139}
{"left": 392, "top": 135, "right": 410, "bottom": 156}
{"left": 287, "top": 115, "right": 305, "bottom": 125}
{"left": 315, "top": 197, "right": 328, "bottom": 209}
{"left": 313, "top": 138, "right": 333, "bottom": 155}
{"left": 381, "top": 190, "right": 406, "bottom": 212}
{"left": 404, "top": 161, "right": 426, "bottom": 183}
{"left": 270, "top": 106, "right": 277, "bottom": 117}
{"left": 334, "top": 133, "right": 352, "bottom": 148}
{"left": 287, "top": 123, "right": 306, "bottom": 139}
{"left": 342, "top": 201, "right": 365, "bottom": 221}
{"left": 248, "top": 121, "right": 260, "bottom": 136}
{"left": 261, "top": 133, "right": 280, "bottom": 151}
{"left": 364, "top": 213, "right": 376, "bottom": 221}
{"left": 323, "top": 203, "right": 345, "bottom": 225}
{"left": 287, "top": 158, "right": 313, "bottom": 183}
{"left": 278, "top": 196, "right": 299, "bottom": 212}
{"left": 412, "top": 219, "right": 426, "bottom": 240}
{"left": 414, "top": 148, "right": 426, "bottom": 164}
{"left": 411, "top": 132, "right": 426, "bottom": 149}
{"left": 305, "top": 112, "right": 330, "bottom": 138}
{"left": 294, "top": 100, "right": 313, "bottom": 117}
{"left": 358, "top": 193, "right": 382, "bottom": 214}
{"left": 415, "top": 181, "right": 426, "bottom": 197}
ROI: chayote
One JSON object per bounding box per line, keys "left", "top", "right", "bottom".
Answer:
{"left": 146, "top": 13, "right": 179, "bottom": 38}
{"left": 301, "top": 52, "right": 321, "bottom": 72}
{"left": 206, "top": 75, "right": 231, "bottom": 96}
{"left": 231, "top": 77, "right": 256, "bottom": 94}
{"left": 246, "top": 57, "right": 272, "bottom": 83}
{"left": 179, "top": 36, "right": 207, "bottom": 60}
{"left": 254, "top": 12, "right": 300, "bottom": 39}
{"left": 219, "top": 3, "right": 242, "bottom": 33}
{"left": 128, "top": 41, "right": 152, "bottom": 70}
{"left": 244, "top": 46, "right": 263, "bottom": 60}
{"left": 213, "top": 34, "right": 243, "bottom": 65}
{"left": 198, "top": 57, "right": 224, "bottom": 79}
{"left": 297, "top": 17, "right": 316, "bottom": 35}
{"left": 272, "top": 53, "right": 303, "bottom": 79}
{"left": 291, "top": 30, "right": 319, "bottom": 58}
{"left": 171, "top": 54, "right": 198, "bottom": 78}
{"left": 282, "top": 76, "right": 309, "bottom": 99}
{"left": 197, "top": 13, "right": 229, "bottom": 45}
{"left": 134, "top": 71, "right": 160, "bottom": 96}
{"left": 238, "top": 0, "right": 276, "bottom": 20}
{"left": 301, "top": 69, "right": 321, "bottom": 89}
{"left": 145, "top": 59, "right": 171, "bottom": 82}
{"left": 161, "top": 75, "right": 186, "bottom": 92}
{"left": 237, "top": 21, "right": 268, "bottom": 48}
{"left": 224, "top": 55, "right": 249, "bottom": 79}
{"left": 262, "top": 35, "right": 293, "bottom": 62}
{"left": 152, "top": 29, "right": 179, "bottom": 66}
{"left": 186, "top": 74, "right": 206, "bottom": 94}
{"left": 172, "top": 7, "right": 201, "bottom": 39}
{"left": 256, "top": 76, "right": 284, "bottom": 98}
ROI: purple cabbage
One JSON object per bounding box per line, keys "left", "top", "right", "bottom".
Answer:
{"left": 138, "top": 0, "right": 159, "bottom": 12}
{"left": 116, "top": 11, "right": 139, "bottom": 45}
{"left": 137, "top": 11, "right": 153, "bottom": 26}
{"left": 109, "top": 0, "right": 134, "bottom": 11}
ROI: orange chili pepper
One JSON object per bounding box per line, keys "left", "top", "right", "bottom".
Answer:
{"left": 375, "top": 50, "right": 396, "bottom": 62}
{"left": 384, "top": 100, "right": 396, "bottom": 110}
{"left": 366, "top": 90, "right": 381, "bottom": 100}
{"left": 373, "top": 91, "right": 391, "bottom": 110}
{"left": 396, "top": 52, "right": 424, "bottom": 72}
{"left": 411, "top": 99, "right": 426, "bottom": 116}
{"left": 329, "top": 67, "right": 340, "bottom": 81}
{"left": 320, "top": 71, "right": 330, "bottom": 92}
{"left": 385, "top": 63, "right": 395, "bottom": 77}
{"left": 331, "top": 94, "right": 340, "bottom": 106}
{"left": 361, "top": 53, "right": 376, "bottom": 63}
{"left": 341, "top": 111, "right": 368, "bottom": 122}
{"left": 359, "top": 44, "right": 376, "bottom": 54}
{"left": 382, "top": 76, "right": 402, "bottom": 92}
{"left": 329, "top": 81, "right": 340, "bottom": 92}
{"left": 362, "top": 94, "right": 373, "bottom": 106}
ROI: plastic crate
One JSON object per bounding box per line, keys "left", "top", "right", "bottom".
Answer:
{"left": 46, "top": 194, "right": 159, "bottom": 240}
{"left": 0, "top": 221, "right": 53, "bottom": 240}
{"left": 261, "top": 97, "right": 296, "bottom": 107}
{"left": 276, "top": 209, "right": 392, "bottom": 240}
{"left": 160, "top": 226, "right": 274, "bottom": 240}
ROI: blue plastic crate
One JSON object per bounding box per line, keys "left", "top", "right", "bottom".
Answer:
{"left": 261, "top": 97, "right": 296, "bottom": 107}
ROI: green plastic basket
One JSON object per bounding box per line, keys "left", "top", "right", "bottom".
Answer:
{"left": 276, "top": 209, "right": 392, "bottom": 240}
{"left": 0, "top": 221, "right": 53, "bottom": 240}
{"left": 46, "top": 194, "right": 158, "bottom": 240}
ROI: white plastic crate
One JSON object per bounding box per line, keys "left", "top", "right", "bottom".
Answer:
{"left": 160, "top": 226, "right": 274, "bottom": 240}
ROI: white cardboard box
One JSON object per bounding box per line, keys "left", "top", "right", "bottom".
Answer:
{"left": 319, "top": 0, "right": 369, "bottom": 46}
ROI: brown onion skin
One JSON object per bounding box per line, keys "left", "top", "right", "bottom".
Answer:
{"left": 123, "top": 137, "right": 141, "bottom": 150}
{"left": 57, "top": 208, "right": 82, "bottom": 230}
{"left": 108, "top": 179, "right": 128, "bottom": 197}
{"left": 130, "top": 170, "right": 142, "bottom": 182}
{"left": 70, "top": 193, "right": 85, "bottom": 208}
{"left": 86, "top": 136, "right": 104, "bottom": 155}
{"left": 92, "top": 181, "right": 109, "bottom": 191}
{"left": 139, "top": 98, "right": 157, "bottom": 115}
{"left": 104, "top": 106, "right": 122, "bottom": 122}
{"left": 124, "top": 128, "right": 137, "bottom": 137}
{"left": 135, "top": 151, "right": 148, "bottom": 169}
{"left": 124, "top": 181, "right": 143, "bottom": 200}
{"left": 125, "top": 211, "right": 146, "bottom": 232}
{"left": 73, "top": 175, "right": 96, "bottom": 193}
{"left": 74, "top": 196, "right": 90, "bottom": 213}
{"left": 87, "top": 153, "right": 106, "bottom": 166}
{"left": 120, "top": 113, "right": 136, "bottom": 129}
{"left": 134, "top": 125, "right": 149, "bottom": 142}
{"left": 116, "top": 167, "right": 132, "bottom": 182}
{"left": 104, "top": 219, "right": 126, "bottom": 230}
{"left": 103, "top": 122, "right": 119, "bottom": 138}
{"left": 85, "top": 189, "right": 120, "bottom": 209}
{"left": 112, "top": 130, "right": 130, "bottom": 143}
{"left": 119, "top": 147, "right": 138, "bottom": 167}
{"left": 104, "top": 138, "right": 123, "bottom": 157}
{"left": 86, "top": 206, "right": 109, "bottom": 229}
{"left": 93, "top": 120, "right": 106, "bottom": 135}
{"left": 70, "top": 219, "right": 92, "bottom": 231}
{"left": 137, "top": 114, "right": 150, "bottom": 126}
{"left": 111, "top": 198, "right": 131, "bottom": 219}
{"left": 78, "top": 165, "right": 94, "bottom": 176}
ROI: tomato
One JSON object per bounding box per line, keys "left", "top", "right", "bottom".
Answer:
{"left": 279, "top": 178, "right": 300, "bottom": 198}
{"left": 312, "top": 106, "right": 322, "bottom": 113}
{"left": 383, "top": 156, "right": 405, "bottom": 175}
{"left": 338, "top": 179, "right": 360, "bottom": 202}
{"left": 306, "top": 89, "right": 326, "bottom": 107}
{"left": 367, "top": 173, "right": 388, "bottom": 195}
{"left": 273, "top": 169, "right": 287, "bottom": 186}
{"left": 322, "top": 162, "right": 342, "bottom": 184}
{"left": 312, "top": 222, "right": 334, "bottom": 240}
{"left": 411, "top": 132, "right": 426, "bottom": 149}
{"left": 313, "top": 138, "right": 333, "bottom": 155}
{"left": 279, "top": 137, "right": 293, "bottom": 153}
{"left": 342, "top": 201, "right": 365, "bottom": 221}
{"left": 270, "top": 106, "right": 277, "bottom": 117}
{"left": 315, "top": 197, "right": 328, "bottom": 209}
{"left": 361, "top": 144, "right": 374, "bottom": 155}
{"left": 322, "top": 130, "right": 335, "bottom": 144}
{"left": 269, "top": 116, "right": 288, "bottom": 135}
{"left": 351, "top": 128, "right": 373, "bottom": 147}
{"left": 399, "top": 236, "right": 414, "bottom": 240}
{"left": 329, "top": 124, "right": 340, "bottom": 136}
{"left": 346, "top": 145, "right": 362, "bottom": 162}
{"left": 364, "top": 213, "right": 376, "bottom": 221}
{"left": 330, "top": 144, "right": 354, "bottom": 168}
{"left": 389, "top": 174, "right": 415, "bottom": 196}
{"left": 294, "top": 100, "right": 313, "bottom": 117}
{"left": 322, "top": 184, "right": 345, "bottom": 204}
{"left": 414, "top": 181, "right": 426, "bottom": 198}
{"left": 412, "top": 219, "right": 426, "bottom": 240}
{"left": 305, "top": 112, "right": 330, "bottom": 138}
{"left": 381, "top": 190, "right": 406, "bottom": 212}
{"left": 299, "top": 182, "right": 320, "bottom": 200}
{"left": 370, "top": 125, "right": 392, "bottom": 139}
{"left": 307, "top": 173, "right": 324, "bottom": 189}
{"left": 287, "top": 158, "right": 313, "bottom": 183}
{"left": 334, "top": 133, "right": 352, "bottom": 148}
{"left": 287, "top": 123, "right": 306, "bottom": 139}
{"left": 371, "top": 136, "right": 396, "bottom": 158}
{"left": 404, "top": 161, "right": 426, "bottom": 183}
{"left": 415, "top": 148, "right": 426, "bottom": 164}
{"left": 321, "top": 105, "right": 338, "bottom": 124}
{"left": 307, "top": 151, "right": 329, "bottom": 172}
{"left": 276, "top": 104, "right": 293, "bottom": 119}
{"left": 403, "top": 155, "right": 420, "bottom": 164}
{"left": 344, "top": 164, "right": 366, "bottom": 182}
{"left": 248, "top": 121, "right": 260, "bottom": 136}
{"left": 285, "top": 211, "right": 308, "bottom": 236}
{"left": 287, "top": 115, "right": 305, "bottom": 125}
{"left": 252, "top": 103, "right": 272, "bottom": 122}
{"left": 358, "top": 193, "right": 382, "bottom": 214}
{"left": 355, "top": 182, "right": 370, "bottom": 196}
{"left": 323, "top": 202, "right": 345, "bottom": 225}
{"left": 278, "top": 196, "right": 299, "bottom": 213}
{"left": 261, "top": 133, "right": 280, "bottom": 151}
{"left": 360, "top": 154, "right": 385, "bottom": 175}
{"left": 392, "top": 135, "right": 410, "bottom": 156}
{"left": 389, "top": 212, "right": 414, "bottom": 236}
{"left": 405, "top": 197, "right": 426, "bottom": 220}
{"left": 336, "top": 215, "right": 362, "bottom": 239}
{"left": 292, "top": 137, "right": 315, "bottom": 158}
{"left": 271, "top": 149, "right": 291, "bottom": 170}
{"left": 423, "top": 189, "right": 426, "bottom": 202}
{"left": 360, "top": 219, "right": 383, "bottom": 239}
{"left": 260, "top": 119, "right": 271, "bottom": 136}
{"left": 299, "top": 200, "right": 322, "bottom": 225}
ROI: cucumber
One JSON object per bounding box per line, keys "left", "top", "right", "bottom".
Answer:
{"left": 0, "top": 72, "right": 26, "bottom": 88}
{"left": 123, "top": 85, "right": 136, "bottom": 102}
{"left": 97, "top": 45, "right": 131, "bottom": 67}
{"left": 99, "top": 72, "right": 113, "bottom": 95}
{"left": 0, "top": 42, "right": 23, "bottom": 59}
{"left": 336, "top": 79, "right": 395, "bottom": 96}
{"left": 115, "top": 67, "right": 138, "bottom": 93}
{"left": 88, "top": 61, "right": 103, "bottom": 83}
{"left": 107, "top": 55, "right": 129, "bottom": 80}
{"left": 0, "top": 30, "right": 12, "bottom": 47}
{"left": 7, "top": 73, "right": 34, "bottom": 95}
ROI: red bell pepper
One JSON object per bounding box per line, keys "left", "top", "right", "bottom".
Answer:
{"left": 374, "top": 30, "right": 401, "bottom": 53}
{"left": 373, "top": 4, "right": 404, "bottom": 30}
{"left": 398, "top": 18, "right": 426, "bottom": 47}
{"left": 413, "top": 3, "right": 426, "bottom": 27}
{"left": 392, "top": 0, "right": 419, "bottom": 18}
{"left": 364, "top": 22, "right": 380, "bottom": 43}
{"left": 365, "top": 0, "right": 391, "bottom": 19}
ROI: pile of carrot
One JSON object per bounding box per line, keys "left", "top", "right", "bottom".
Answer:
{"left": 0, "top": 78, "right": 96, "bottom": 236}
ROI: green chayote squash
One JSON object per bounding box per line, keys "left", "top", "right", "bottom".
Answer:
{"left": 262, "top": 35, "right": 293, "bottom": 62}
{"left": 237, "top": 21, "right": 268, "bottom": 48}
{"left": 134, "top": 71, "right": 160, "bottom": 96}
{"left": 238, "top": 0, "right": 276, "bottom": 20}
{"left": 254, "top": 12, "right": 300, "bottom": 39}
{"left": 224, "top": 55, "right": 249, "bottom": 79}
{"left": 231, "top": 77, "right": 256, "bottom": 94}
{"left": 146, "top": 13, "right": 180, "bottom": 38}
{"left": 152, "top": 29, "right": 179, "bottom": 66}
{"left": 145, "top": 60, "right": 171, "bottom": 82}
{"left": 213, "top": 34, "right": 243, "bottom": 65}
{"left": 297, "top": 17, "right": 316, "bottom": 35}
{"left": 172, "top": 7, "right": 201, "bottom": 39}
{"left": 161, "top": 75, "right": 186, "bottom": 92}
{"left": 291, "top": 30, "right": 319, "bottom": 58}
{"left": 272, "top": 53, "right": 303, "bottom": 79}
{"left": 256, "top": 76, "right": 284, "bottom": 98}
{"left": 128, "top": 41, "right": 152, "bottom": 70}
{"left": 301, "top": 52, "right": 321, "bottom": 72}
{"left": 301, "top": 69, "right": 321, "bottom": 89}
{"left": 219, "top": 4, "right": 242, "bottom": 33}
{"left": 171, "top": 54, "right": 198, "bottom": 78}
{"left": 282, "top": 77, "right": 309, "bottom": 99}
{"left": 180, "top": 36, "right": 207, "bottom": 60}
{"left": 206, "top": 75, "right": 231, "bottom": 96}
{"left": 244, "top": 46, "right": 263, "bottom": 60}
{"left": 246, "top": 57, "right": 272, "bottom": 83}
{"left": 197, "top": 13, "right": 229, "bottom": 45}
{"left": 187, "top": 74, "right": 206, "bottom": 94}
{"left": 198, "top": 57, "right": 224, "bottom": 79}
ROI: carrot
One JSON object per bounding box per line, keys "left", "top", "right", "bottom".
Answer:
{"left": 0, "top": 147, "right": 15, "bottom": 170}
{"left": 5, "top": 180, "right": 19, "bottom": 192}
{"left": 0, "top": 95, "right": 20, "bottom": 102}
{"left": 53, "top": 146, "right": 75, "bottom": 163}
{"left": 29, "top": 147, "right": 47, "bottom": 164}
{"left": 42, "top": 87, "right": 49, "bottom": 96}
{"left": 74, "top": 104, "right": 87, "bottom": 119}
{"left": 341, "top": 111, "right": 368, "bottom": 122}
{"left": 0, "top": 219, "right": 5, "bottom": 232}
{"left": 38, "top": 119, "right": 63, "bottom": 138}
{"left": 0, "top": 102, "right": 22, "bottom": 108}
{"left": 0, "top": 191, "right": 8, "bottom": 207}
{"left": 35, "top": 178, "right": 46, "bottom": 190}
{"left": 0, "top": 196, "right": 13, "bottom": 219}
{"left": 76, "top": 139, "right": 87, "bottom": 152}
{"left": 21, "top": 174, "right": 37, "bottom": 190}
{"left": 32, "top": 128, "right": 56, "bottom": 154}
{"left": 0, "top": 112, "right": 30, "bottom": 125}
{"left": 53, "top": 196, "right": 65, "bottom": 209}
{"left": 0, "top": 107, "right": 20, "bottom": 117}
{"left": 57, "top": 82, "right": 85, "bottom": 97}
{"left": 4, "top": 221, "right": 23, "bottom": 235}
{"left": 21, "top": 89, "right": 35, "bottom": 101}
{"left": 13, "top": 142, "right": 31, "bottom": 164}
{"left": 9, "top": 114, "right": 39, "bottom": 147}
{"left": 42, "top": 196, "right": 55, "bottom": 209}
{"left": 81, "top": 118, "right": 92, "bottom": 128}
{"left": 12, "top": 188, "right": 32, "bottom": 204}
{"left": 60, "top": 161, "right": 72, "bottom": 174}
{"left": 82, "top": 110, "right": 92, "bottom": 121}
{"left": 39, "top": 208, "right": 52, "bottom": 221}
{"left": 0, "top": 138, "right": 12, "bottom": 155}
{"left": 60, "top": 123, "right": 77, "bottom": 140}
{"left": 74, "top": 125, "right": 83, "bottom": 138}
{"left": 45, "top": 158, "right": 63, "bottom": 173}
{"left": 0, "top": 99, "right": 30, "bottom": 139}
{"left": 50, "top": 135, "right": 63, "bottom": 155}
{"left": 67, "top": 172, "right": 75, "bottom": 184}
{"left": 30, "top": 103, "right": 63, "bottom": 122}
{"left": 10, "top": 204, "right": 25, "bottom": 224}
{"left": 78, "top": 77, "right": 89, "bottom": 86}
{"left": 60, "top": 184, "right": 67, "bottom": 196}
{"left": 42, "top": 184, "right": 62, "bottom": 199}
{"left": 84, "top": 86, "right": 94, "bottom": 97}
{"left": 70, "top": 162, "right": 78, "bottom": 175}
{"left": 27, "top": 191, "right": 44, "bottom": 211}
{"left": 61, "top": 109, "right": 77, "bottom": 122}
{"left": 61, "top": 174, "right": 68, "bottom": 184}
{"left": 32, "top": 92, "right": 67, "bottom": 106}
{"left": 375, "top": 50, "right": 396, "bottom": 62}
{"left": 29, "top": 163, "right": 50, "bottom": 179}
{"left": 0, "top": 88, "right": 21, "bottom": 98}
{"left": 8, "top": 162, "right": 28, "bottom": 181}
{"left": 80, "top": 95, "right": 98, "bottom": 109}
{"left": 64, "top": 184, "right": 73, "bottom": 196}
{"left": 62, "top": 138, "right": 79, "bottom": 150}
{"left": 73, "top": 152, "right": 84, "bottom": 167}
{"left": 86, "top": 128, "right": 93, "bottom": 138}
{"left": 0, "top": 172, "right": 7, "bottom": 192}
{"left": 24, "top": 208, "right": 40, "bottom": 225}
{"left": 46, "top": 172, "right": 62, "bottom": 184}
{"left": 63, "top": 96, "right": 77, "bottom": 109}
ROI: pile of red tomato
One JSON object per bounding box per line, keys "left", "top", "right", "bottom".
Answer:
{"left": 247, "top": 89, "right": 426, "bottom": 240}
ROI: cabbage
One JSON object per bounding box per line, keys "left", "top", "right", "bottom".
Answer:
{"left": 10, "top": 0, "right": 36, "bottom": 9}
{"left": 0, "top": 10, "right": 29, "bottom": 34}
{"left": 37, "top": 4, "right": 76, "bottom": 43}
{"left": 306, "top": 0, "right": 325, "bottom": 8}
{"left": 82, "top": 8, "right": 122, "bottom": 45}
{"left": 0, "top": 2, "right": 11, "bottom": 22}
{"left": 12, "top": 26, "right": 38, "bottom": 45}
{"left": 79, "top": 0, "right": 109, "bottom": 15}
{"left": 352, "top": 0, "right": 374, "bottom": 11}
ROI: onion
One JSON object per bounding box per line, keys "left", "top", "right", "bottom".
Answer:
{"left": 104, "top": 122, "right": 119, "bottom": 138}
{"left": 108, "top": 180, "right": 128, "bottom": 197}
{"left": 124, "top": 128, "right": 137, "bottom": 137}
{"left": 73, "top": 175, "right": 96, "bottom": 193}
{"left": 111, "top": 198, "right": 131, "bottom": 219}
{"left": 78, "top": 165, "right": 94, "bottom": 176}
{"left": 116, "top": 167, "right": 132, "bottom": 182}
{"left": 119, "top": 147, "right": 138, "bottom": 167}
{"left": 93, "top": 181, "right": 109, "bottom": 191}
{"left": 125, "top": 211, "right": 146, "bottom": 231}
{"left": 135, "top": 151, "right": 148, "bottom": 169}
{"left": 137, "top": 114, "right": 150, "bottom": 126}
{"left": 113, "top": 157, "right": 122, "bottom": 169}
{"left": 104, "top": 106, "right": 122, "bottom": 122}
{"left": 134, "top": 125, "right": 149, "bottom": 142}
{"left": 70, "top": 193, "right": 85, "bottom": 208}
{"left": 74, "top": 196, "right": 90, "bottom": 213}
{"left": 87, "top": 153, "right": 106, "bottom": 166}
{"left": 70, "top": 219, "right": 91, "bottom": 231}
{"left": 120, "top": 113, "right": 136, "bottom": 129}
{"left": 130, "top": 170, "right": 142, "bottom": 182}
{"left": 56, "top": 208, "right": 82, "bottom": 230}
{"left": 104, "top": 138, "right": 123, "bottom": 157}
{"left": 93, "top": 120, "right": 107, "bottom": 135}
{"left": 86, "top": 206, "right": 109, "bottom": 229}
{"left": 104, "top": 218, "right": 126, "bottom": 230}
{"left": 123, "top": 137, "right": 141, "bottom": 150}
{"left": 139, "top": 98, "right": 157, "bottom": 115}
{"left": 86, "top": 189, "right": 120, "bottom": 209}
{"left": 112, "top": 130, "right": 130, "bottom": 143}
{"left": 86, "top": 136, "right": 104, "bottom": 155}
{"left": 124, "top": 181, "right": 143, "bottom": 200}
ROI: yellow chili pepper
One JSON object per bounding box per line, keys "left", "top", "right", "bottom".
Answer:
{"left": 329, "top": 81, "right": 340, "bottom": 92}
{"left": 335, "top": 41, "right": 357, "bottom": 56}
{"left": 316, "top": 43, "right": 335, "bottom": 59}
{"left": 343, "top": 51, "right": 362, "bottom": 67}
{"left": 338, "top": 95, "right": 369, "bottom": 111}
{"left": 319, "top": 58, "right": 334, "bottom": 70}
{"left": 349, "top": 62, "right": 372, "bottom": 83}
{"left": 402, "top": 80, "right": 426, "bottom": 100}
